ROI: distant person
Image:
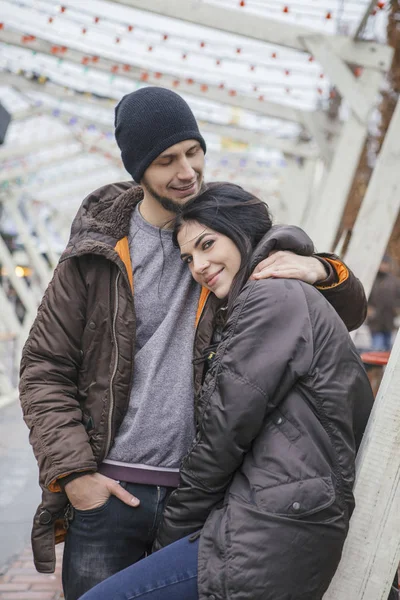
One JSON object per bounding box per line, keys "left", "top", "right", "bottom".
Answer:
{"left": 368, "top": 255, "right": 400, "bottom": 351}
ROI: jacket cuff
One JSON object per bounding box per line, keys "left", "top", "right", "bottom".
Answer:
{"left": 55, "top": 470, "right": 95, "bottom": 492}
{"left": 315, "top": 254, "right": 349, "bottom": 290}
{"left": 313, "top": 256, "right": 338, "bottom": 287}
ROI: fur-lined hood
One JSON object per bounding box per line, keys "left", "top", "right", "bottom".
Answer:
{"left": 61, "top": 181, "right": 141, "bottom": 261}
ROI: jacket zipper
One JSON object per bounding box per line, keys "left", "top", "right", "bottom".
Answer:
{"left": 105, "top": 270, "right": 121, "bottom": 456}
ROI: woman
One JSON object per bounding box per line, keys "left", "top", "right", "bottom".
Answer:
{"left": 80, "top": 183, "right": 373, "bottom": 600}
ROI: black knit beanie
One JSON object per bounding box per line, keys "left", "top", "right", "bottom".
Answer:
{"left": 114, "top": 87, "right": 207, "bottom": 183}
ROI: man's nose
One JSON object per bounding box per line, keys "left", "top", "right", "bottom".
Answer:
{"left": 177, "top": 158, "right": 195, "bottom": 180}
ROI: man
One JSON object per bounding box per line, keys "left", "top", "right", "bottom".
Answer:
{"left": 368, "top": 255, "right": 400, "bottom": 351}
{"left": 19, "top": 87, "right": 367, "bottom": 600}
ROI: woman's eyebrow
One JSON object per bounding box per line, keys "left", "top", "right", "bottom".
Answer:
{"left": 193, "top": 233, "right": 209, "bottom": 249}
{"left": 179, "top": 229, "right": 209, "bottom": 250}
{"left": 180, "top": 233, "right": 210, "bottom": 260}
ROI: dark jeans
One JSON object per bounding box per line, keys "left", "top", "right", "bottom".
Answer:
{"left": 79, "top": 534, "right": 199, "bottom": 600}
{"left": 62, "top": 482, "right": 171, "bottom": 600}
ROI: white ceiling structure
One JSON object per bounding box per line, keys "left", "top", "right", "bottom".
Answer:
{"left": 0, "top": 0, "right": 390, "bottom": 218}
{"left": 0, "top": 1, "right": 395, "bottom": 342}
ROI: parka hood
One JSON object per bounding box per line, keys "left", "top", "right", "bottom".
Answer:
{"left": 250, "top": 224, "right": 315, "bottom": 273}
{"left": 61, "top": 181, "right": 141, "bottom": 260}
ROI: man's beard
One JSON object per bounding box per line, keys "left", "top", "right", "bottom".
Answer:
{"left": 141, "top": 175, "right": 203, "bottom": 214}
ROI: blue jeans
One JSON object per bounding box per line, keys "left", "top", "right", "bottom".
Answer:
{"left": 62, "top": 482, "right": 171, "bottom": 600}
{"left": 371, "top": 331, "right": 392, "bottom": 351}
{"left": 79, "top": 534, "right": 199, "bottom": 600}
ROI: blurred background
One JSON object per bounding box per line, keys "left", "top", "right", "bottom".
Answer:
{"left": 0, "top": 0, "right": 399, "bottom": 596}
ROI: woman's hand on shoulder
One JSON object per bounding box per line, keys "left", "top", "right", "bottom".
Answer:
{"left": 250, "top": 250, "right": 326, "bottom": 285}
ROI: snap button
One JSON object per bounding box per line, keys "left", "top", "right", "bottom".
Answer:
{"left": 38, "top": 509, "right": 52, "bottom": 525}
{"left": 292, "top": 502, "right": 301, "bottom": 512}
{"left": 276, "top": 417, "right": 283, "bottom": 425}
{"left": 88, "top": 321, "right": 96, "bottom": 330}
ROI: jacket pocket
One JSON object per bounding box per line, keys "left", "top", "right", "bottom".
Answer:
{"left": 253, "top": 475, "right": 335, "bottom": 518}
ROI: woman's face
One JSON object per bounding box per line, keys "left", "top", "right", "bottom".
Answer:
{"left": 178, "top": 221, "right": 242, "bottom": 298}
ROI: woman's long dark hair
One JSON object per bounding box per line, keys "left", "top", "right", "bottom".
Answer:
{"left": 172, "top": 182, "right": 273, "bottom": 315}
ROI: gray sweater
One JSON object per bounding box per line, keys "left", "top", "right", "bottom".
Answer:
{"left": 107, "top": 206, "right": 200, "bottom": 469}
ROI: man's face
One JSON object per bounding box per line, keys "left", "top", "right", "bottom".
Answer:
{"left": 141, "top": 139, "right": 205, "bottom": 213}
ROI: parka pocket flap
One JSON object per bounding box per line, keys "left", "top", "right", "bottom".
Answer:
{"left": 254, "top": 475, "right": 335, "bottom": 518}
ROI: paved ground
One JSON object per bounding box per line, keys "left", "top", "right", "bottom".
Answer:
{"left": 0, "top": 399, "right": 63, "bottom": 598}
{"left": 0, "top": 544, "right": 63, "bottom": 600}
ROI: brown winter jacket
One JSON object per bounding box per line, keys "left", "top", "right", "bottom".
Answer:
{"left": 154, "top": 233, "right": 374, "bottom": 600}
{"left": 19, "top": 181, "right": 368, "bottom": 573}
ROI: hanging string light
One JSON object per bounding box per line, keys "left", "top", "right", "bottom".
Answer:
{"left": 29, "top": 0, "right": 377, "bottom": 68}
{"left": 3, "top": 7, "right": 343, "bottom": 85}
{"left": 0, "top": 15, "right": 340, "bottom": 103}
